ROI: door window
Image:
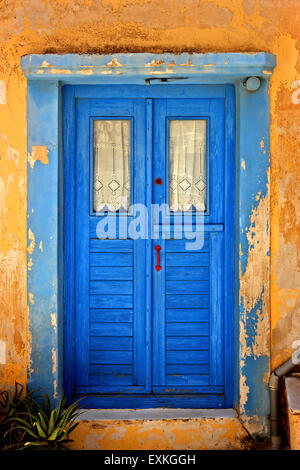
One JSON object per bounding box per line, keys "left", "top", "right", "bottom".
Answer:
{"left": 169, "top": 119, "right": 207, "bottom": 212}
{"left": 93, "top": 119, "right": 131, "bottom": 212}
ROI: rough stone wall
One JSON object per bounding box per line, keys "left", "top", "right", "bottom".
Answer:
{"left": 0, "top": 0, "right": 299, "bottom": 396}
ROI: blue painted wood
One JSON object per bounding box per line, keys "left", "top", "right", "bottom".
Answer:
{"left": 63, "top": 85, "right": 76, "bottom": 401}
{"left": 166, "top": 309, "right": 209, "bottom": 322}
{"left": 90, "top": 253, "right": 133, "bottom": 266}
{"left": 90, "top": 239, "right": 133, "bottom": 251}
{"left": 90, "top": 267, "right": 133, "bottom": 280}
{"left": 166, "top": 364, "right": 209, "bottom": 374}
{"left": 90, "top": 351, "right": 132, "bottom": 364}
{"left": 64, "top": 84, "right": 235, "bottom": 407}
{"left": 224, "top": 85, "right": 235, "bottom": 407}
{"left": 90, "top": 295, "right": 133, "bottom": 309}
{"left": 209, "top": 232, "right": 224, "bottom": 386}
{"left": 73, "top": 394, "right": 225, "bottom": 409}
{"left": 166, "top": 281, "right": 209, "bottom": 293}
{"left": 166, "top": 337, "right": 209, "bottom": 350}
{"left": 74, "top": 98, "right": 90, "bottom": 386}
{"left": 166, "top": 323, "right": 209, "bottom": 336}
{"left": 90, "top": 323, "right": 133, "bottom": 336}
{"left": 166, "top": 253, "right": 209, "bottom": 266}
{"left": 145, "top": 98, "right": 153, "bottom": 393}
{"left": 89, "top": 309, "right": 133, "bottom": 322}
{"left": 90, "top": 281, "right": 133, "bottom": 295}
{"left": 90, "top": 337, "right": 132, "bottom": 350}
{"left": 90, "top": 364, "right": 133, "bottom": 374}
{"left": 166, "top": 351, "right": 209, "bottom": 364}
{"left": 151, "top": 94, "right": 232, "bottom": 397}
{"left": 165, "top": 266, "right": 209, "bottom": 280}
{"left": 166, "top": 295, "right": 209, "bottom": 309}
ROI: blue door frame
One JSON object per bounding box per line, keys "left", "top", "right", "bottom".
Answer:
{"left": 63, "top": 84, "right": 235, "bottom": 408}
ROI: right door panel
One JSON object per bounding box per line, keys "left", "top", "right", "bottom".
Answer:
{"left": 152, "top": 98, "right": 227, "bottom": 402}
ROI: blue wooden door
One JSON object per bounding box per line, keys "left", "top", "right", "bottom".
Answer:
{"left": 74, "top": 98, "right": 149, "bottom": 399}
{"left": 63, "top": 85, "right": 234, "bottom": 408}
{"left": 152, "top": 99, "right": 228, "bottom": 403}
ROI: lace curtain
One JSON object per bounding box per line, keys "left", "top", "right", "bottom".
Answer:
{"left": 169, "top": 120, "right": 207, "bottom": 212}
{"left": 93, "top": 120, "right": 131, "bottom": 212}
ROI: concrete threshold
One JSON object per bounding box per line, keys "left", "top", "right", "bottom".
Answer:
{"left": 77, "top": 408, "right": 238, "bottom": 421}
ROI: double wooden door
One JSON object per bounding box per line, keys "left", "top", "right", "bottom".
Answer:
{"left": 63, "top": 85, "right": 235, "bottom": 408}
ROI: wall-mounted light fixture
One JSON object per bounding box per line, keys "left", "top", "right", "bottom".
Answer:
{"left": 244, "top": 76, "right": 261, "bottom": 92}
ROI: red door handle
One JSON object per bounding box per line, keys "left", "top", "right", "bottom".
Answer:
{"left": 155, "top": 245, "right": 162, "bottom": 272}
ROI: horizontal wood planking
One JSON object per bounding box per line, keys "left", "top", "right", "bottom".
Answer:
{"left": 166, "top": 322, "right": 209, "bottom": 336}
{"left": 166, "top": 252, "right": 209, "bottom": 266}
{"left": 90, "top": 280, "right": 133, "bottom": 295}
{"left": 166, "top": 280, "right": 209, "bottom": 294}
{"left": 166, "top": 309, "right": 209, "bottom": 322}
{"left": 90, "top": 294, "right": 133, "bottom": 308}
{"left": 166, "top": 364, "right": 209, "bottom": 374}
{"left": 90, "top": 267, "right": 133, "bottom": 280}
{"left": 90, "top": 239, "right": 133, "bottom": 252}
{"left": 90, "top": 350, "right": 132, "bottom": 364}
{"left": 75, "top": 394, "right": 225, "bottom": 409}
{"left": 166, "top": 375, "right": 210, "bottom": 386}
{"left": 165, "top": 238, "right": 209, "bottom": 252}
{"left": 166, "top": 350, "right": 209, "bottom": 364}
{"left": 90, "top": 322, "right": 133, "bottom": 336}
{"left": 165, "top": 266, "right": 209, "bottom": 280}
{"left": 90, "top": 252, "right": 133, "bottom": 266}
{"left": 90, "top": 337, "right": 132, "bottom": 350}
{"left": 89, "top": 374, "right": 133, "bottom": 386}
{"left": 89, "top": 309, "right": 133, "bottom": 322}
{"left": 90, "top": 364, "right": 133, "bottom": 374}
{"left": 152, "top": 385, "right": 223, "bottom": 394}
{"left": 166, "top": 337, "right": 209, "bottom": 350}
{"left": 166, "top": 294, "right": 209, "bottom": 309}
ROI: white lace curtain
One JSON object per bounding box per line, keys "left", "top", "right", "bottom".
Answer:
{"left": 169, "top": 120, "right": 207, "bottom": 212}
{"left": 93, "top": 120, "right": 131, "bottom": 212}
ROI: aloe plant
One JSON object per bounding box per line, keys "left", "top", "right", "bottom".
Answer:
{"left": 0, "top": 382, "right": 36, "bottom": 448}
{"left": 7, "top": 395, "right": 83, "bottom": 449}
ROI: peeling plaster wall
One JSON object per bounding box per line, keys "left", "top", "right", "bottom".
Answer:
{"left": 0, "top": 0, "right": 299, "bottom": 443}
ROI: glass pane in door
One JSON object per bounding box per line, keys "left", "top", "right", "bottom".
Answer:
{"left": 93, "top": 120, "right": 131, "bottom": 212}
{"left": 169, "top": 120, "right": 207, "bottom": 212}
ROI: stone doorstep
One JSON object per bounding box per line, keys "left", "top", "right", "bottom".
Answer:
{"left": 67, "top": 409, "right": 256, "bottom": 450}
{"left": 285, "top": 374, "right": 300, "bottom": 450}
{"left": 75, "top": 408, "right": 238, "bottom": 421}
{"left": 285, "top": 374, "right": 300, "bottom": 414}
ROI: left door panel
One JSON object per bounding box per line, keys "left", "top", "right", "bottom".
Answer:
{"left": 73, "top": 98, "right": 148, "bottom": 396}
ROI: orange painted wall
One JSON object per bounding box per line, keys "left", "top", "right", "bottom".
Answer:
{"left": 0, "top": 0, "right": 299, "bottom": 391}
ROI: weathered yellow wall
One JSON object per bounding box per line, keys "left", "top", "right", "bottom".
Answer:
{"left": 0, "top": 0, "right": 299, "bottom": 408}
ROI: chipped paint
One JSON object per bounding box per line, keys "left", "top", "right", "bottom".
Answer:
{"left": 51, "top": 348, "right": 57, "bottom": 374}
{"left": 106, "top": 58, "right": 124, "bottom": 67}
{"left": 49, "top": 68, "right": 72, "bottom": 74}
{"left": 27, "top": 229, "right": 35, "bottom": 255}
{"left": 146, "top": 59, "right": 165, "bottom": 67}
{"left": 149, "top": 69, "right": 174, "bottom": 75}
{"left": 28, "top": 146, "right": 49, "bottom": 169}
{"left": 0, "top": 81, "right": 6, "bottom": 105}
{"left": 0, "top": 340, "right": 6, "bottom": 364}
{"left": 77, "top": 69, "right": 94, "bottom": 75}
{"left": 50, "top": 313, "right": 57, "bottom": 330}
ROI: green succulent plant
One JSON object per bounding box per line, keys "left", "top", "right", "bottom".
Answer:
{"left": 7, "top": 395, "right": 83, "bottom": 450}
{"left": 0, "top": 382, "right": 36, "bottom": 448}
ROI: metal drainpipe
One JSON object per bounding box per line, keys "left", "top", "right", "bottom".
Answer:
{"left": 269, "top": 350, "right": 300, "bottom": 449}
